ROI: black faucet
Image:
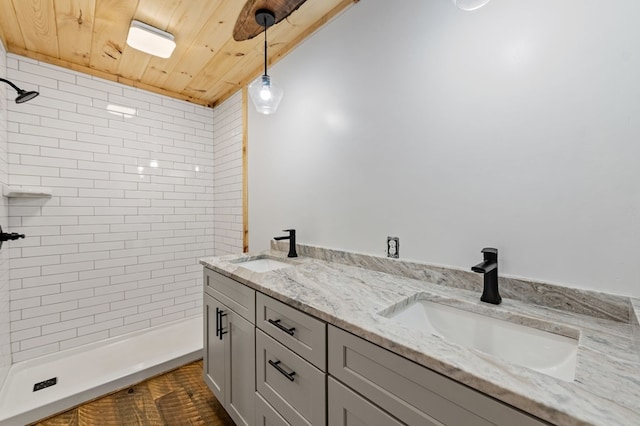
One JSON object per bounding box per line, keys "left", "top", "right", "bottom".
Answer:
{"left": 274, "top": 229, "right": 297, "bottom": 258}
{"left": 471, "top": 247, "right": 501, "bottom": 305}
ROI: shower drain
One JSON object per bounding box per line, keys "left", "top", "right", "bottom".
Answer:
{"left": 33, "top": 377, "right": 57, "bottom": 392}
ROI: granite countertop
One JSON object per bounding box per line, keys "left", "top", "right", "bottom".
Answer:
{"left": 200, "top": 246, "right": 640, "bottom": 426}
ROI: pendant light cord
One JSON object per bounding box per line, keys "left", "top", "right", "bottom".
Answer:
{"left": 263, "top": 15, "right": 268, "bottom": 77}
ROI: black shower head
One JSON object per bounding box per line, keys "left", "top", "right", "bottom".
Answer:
{"left": 15, "top": 89, "right": 39, "bottom": 104}
{"left": 0, "top": 77, "right": 39, "bottom": 104}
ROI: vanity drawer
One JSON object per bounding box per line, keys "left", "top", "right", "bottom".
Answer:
{"left": 256, "top": 329, "right": 326, "bottom": 426}
{"left": 256, "top": 292, "right": 326, "bottom": 370}
{"left": 328, "top": 326, "right": 547, "bottom": 426}
{"left": 204, "top": 268, "right": 255, "bottom": 323}
{"left": 256, "top": 392, "right": 291, "bottom": 426}
{"left": 328, "top": 377, "right": 404, "bottom": 426}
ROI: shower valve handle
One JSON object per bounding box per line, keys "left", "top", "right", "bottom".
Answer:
{"left": 0, "top": 225, "right": 25, "bottom": 249}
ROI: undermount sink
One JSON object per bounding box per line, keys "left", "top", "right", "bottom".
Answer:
{"left": 232, "top": 257, "right": 293, "bottom": 273}
{"left": 384, "top": 297, "right": 578, "bottom": 382}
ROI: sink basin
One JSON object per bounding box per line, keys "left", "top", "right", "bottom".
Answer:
{"left": 233, "top": 257, "right": 292, "bottom": 273}
{"left": 384, "top": 297, "right": 578, "bottom": 381}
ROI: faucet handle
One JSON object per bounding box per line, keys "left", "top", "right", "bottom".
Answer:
{"left": 481, "top": 247, "right": 498, "bottom": 261}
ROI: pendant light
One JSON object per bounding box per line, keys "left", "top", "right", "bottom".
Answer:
{"left": 248, "top": 9, "right": 283, "bottom": 115}
{"left": 452, "top": 0, "right": 491, "bottom": 11}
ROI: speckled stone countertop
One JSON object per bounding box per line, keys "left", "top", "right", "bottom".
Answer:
{"left": 200, "top": 245, "right": 640, "bottom": 426}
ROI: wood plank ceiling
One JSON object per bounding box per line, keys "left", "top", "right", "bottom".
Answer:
{"left": 0, "top": 0, "right": 356, "bottom": 107}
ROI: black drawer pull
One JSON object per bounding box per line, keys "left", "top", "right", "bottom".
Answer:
{"left": 268, "top": 360, "right": 296, "bottom": 382}
{"left": 268, "top": 319, "right": 295, "bottom": 336}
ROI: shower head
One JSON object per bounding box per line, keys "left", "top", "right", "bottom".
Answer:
{"left": 15, "top": 89, "right": 39, "bottom": 104}
{"left": 0, "top": 77, "right": 39, "bottom": 104}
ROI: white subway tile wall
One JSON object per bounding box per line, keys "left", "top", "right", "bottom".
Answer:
{"left": 6, "top": 54, "right": 219, "bottom": 362}
{"left": 212, "top": 91, "right": 243, "bottom": 255}
{"left": 0, "top": 41, "right": 11, "bottom": 386}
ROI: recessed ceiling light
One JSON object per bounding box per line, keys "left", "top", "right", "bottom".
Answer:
{"left": 126, "top": 20, "right": 176, "bottom": 58}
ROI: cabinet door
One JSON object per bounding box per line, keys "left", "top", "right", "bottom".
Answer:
{"left": 226, "top": 308, "right": 256, "bottom": 426}
{"left": 203, "top": 293, "right": 226, "bottom": 404}
{"left": 328, "top": 377, "right": 405, "bottom": 426}
{"left": 204, "top": 293, "right": 256, "bottom": 426}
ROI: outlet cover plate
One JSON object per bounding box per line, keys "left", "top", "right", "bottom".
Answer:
{"left": 387, "top": 237, "right": 399, "bottom": 258}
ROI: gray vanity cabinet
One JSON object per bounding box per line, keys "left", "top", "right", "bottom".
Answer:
{"left": 202, "top": 265, "right": 549, "bottom": 426}
{"left": 203, "top": 269, "right": 256, "bottom": 426}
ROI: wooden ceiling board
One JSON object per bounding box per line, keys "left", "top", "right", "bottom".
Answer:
{"left": 89, "top": 0, "right": 139, "bottom": 75}
{"left": 0, "top": 0, "right": 358, "bottom": 107}
{"left": 12, "top": 0, "right": 59, "bottom": 58}
{"left": 54, "top": 0, "right": 95, "bottom": 66}
{"left": 0, "top": 1, "right": 25, "bottom": 51}
{"left": 196, "top": 16, "right": 300, "bottom": 102}
{"left": 159, "top": 1, "right": 247, "bottom": 98}
{"left": 140, "top": 0, "right": 224, "bottom": 88}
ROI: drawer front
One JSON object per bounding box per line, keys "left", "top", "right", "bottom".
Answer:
{"left": 256, "top": 292, "right": 326, "bottom": 370}
{"left": 328, "top": 326, "right": 547, "bottom": 426}
{"left": 256, "top": 329, "right": 326, "bottom": 426}
{"left": 204, "top": 268, "right": 255, "bottom": 323}
{"left": 256, "top": 392, "right": 291, "bottom": 426}
{"left": 328, "top": 377, "right": 405, "bottom": 426}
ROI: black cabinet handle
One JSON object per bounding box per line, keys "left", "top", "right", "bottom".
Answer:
{"left": 215, "top": 307, "right": 220, "bottom": 337}
{"left": 268, "top": 360, "right": 296, "bottom": 382}
{"left": 268, "top": 319, "right": 295, "bottom": 336}
{"left": 216, "top": 307, "right": 227, "bottom": 340}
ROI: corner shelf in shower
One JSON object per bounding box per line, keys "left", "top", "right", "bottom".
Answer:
{"left": 2, "top": 185, "right": 53, "bottom": 198}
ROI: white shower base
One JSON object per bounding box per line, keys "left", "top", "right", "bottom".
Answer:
{"left": 0, "top": 316, "right": 202, "bottom": 426}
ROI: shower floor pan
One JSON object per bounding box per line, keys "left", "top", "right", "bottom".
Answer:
{"left": 0, "top": 316, "right": 202, "bottom": 425}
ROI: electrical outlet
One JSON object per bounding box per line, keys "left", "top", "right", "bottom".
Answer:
{"left": 386, "top": 237, "right": 399, "bottom": 258}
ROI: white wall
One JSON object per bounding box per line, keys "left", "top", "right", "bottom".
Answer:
{"left": 7, "top": 55, "right": 214, "bottom": 362}
{"left": 249, "top": 0, "right": 640, "bottom": 297}
{"left": 0, "top": 40, "right": 11, "bottom": 387}
{"left": 213, "top": 91, "right": 244, "bottom": 255}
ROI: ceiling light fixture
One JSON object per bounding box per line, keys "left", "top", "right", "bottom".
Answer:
{"left": 248, "top": 9, "right": 283, "bottom": 115}
{"left": 126, "top": 20, "right": 176, "bottom": 58}
{"left": 452, "top": 0, "right": 491, "bottom": 11}
{"left": 0, "top": 78, "right": 39, "bottom": 104}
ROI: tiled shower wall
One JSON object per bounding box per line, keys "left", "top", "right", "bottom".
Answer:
{"left": 0, "top": 42, "right": 11, "bottom": 386}
{"left": 6, "top": 55, "right": 215, "bottom": 362}
{"left": 212, "top": 91, "right": 243, "bottom": 255}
